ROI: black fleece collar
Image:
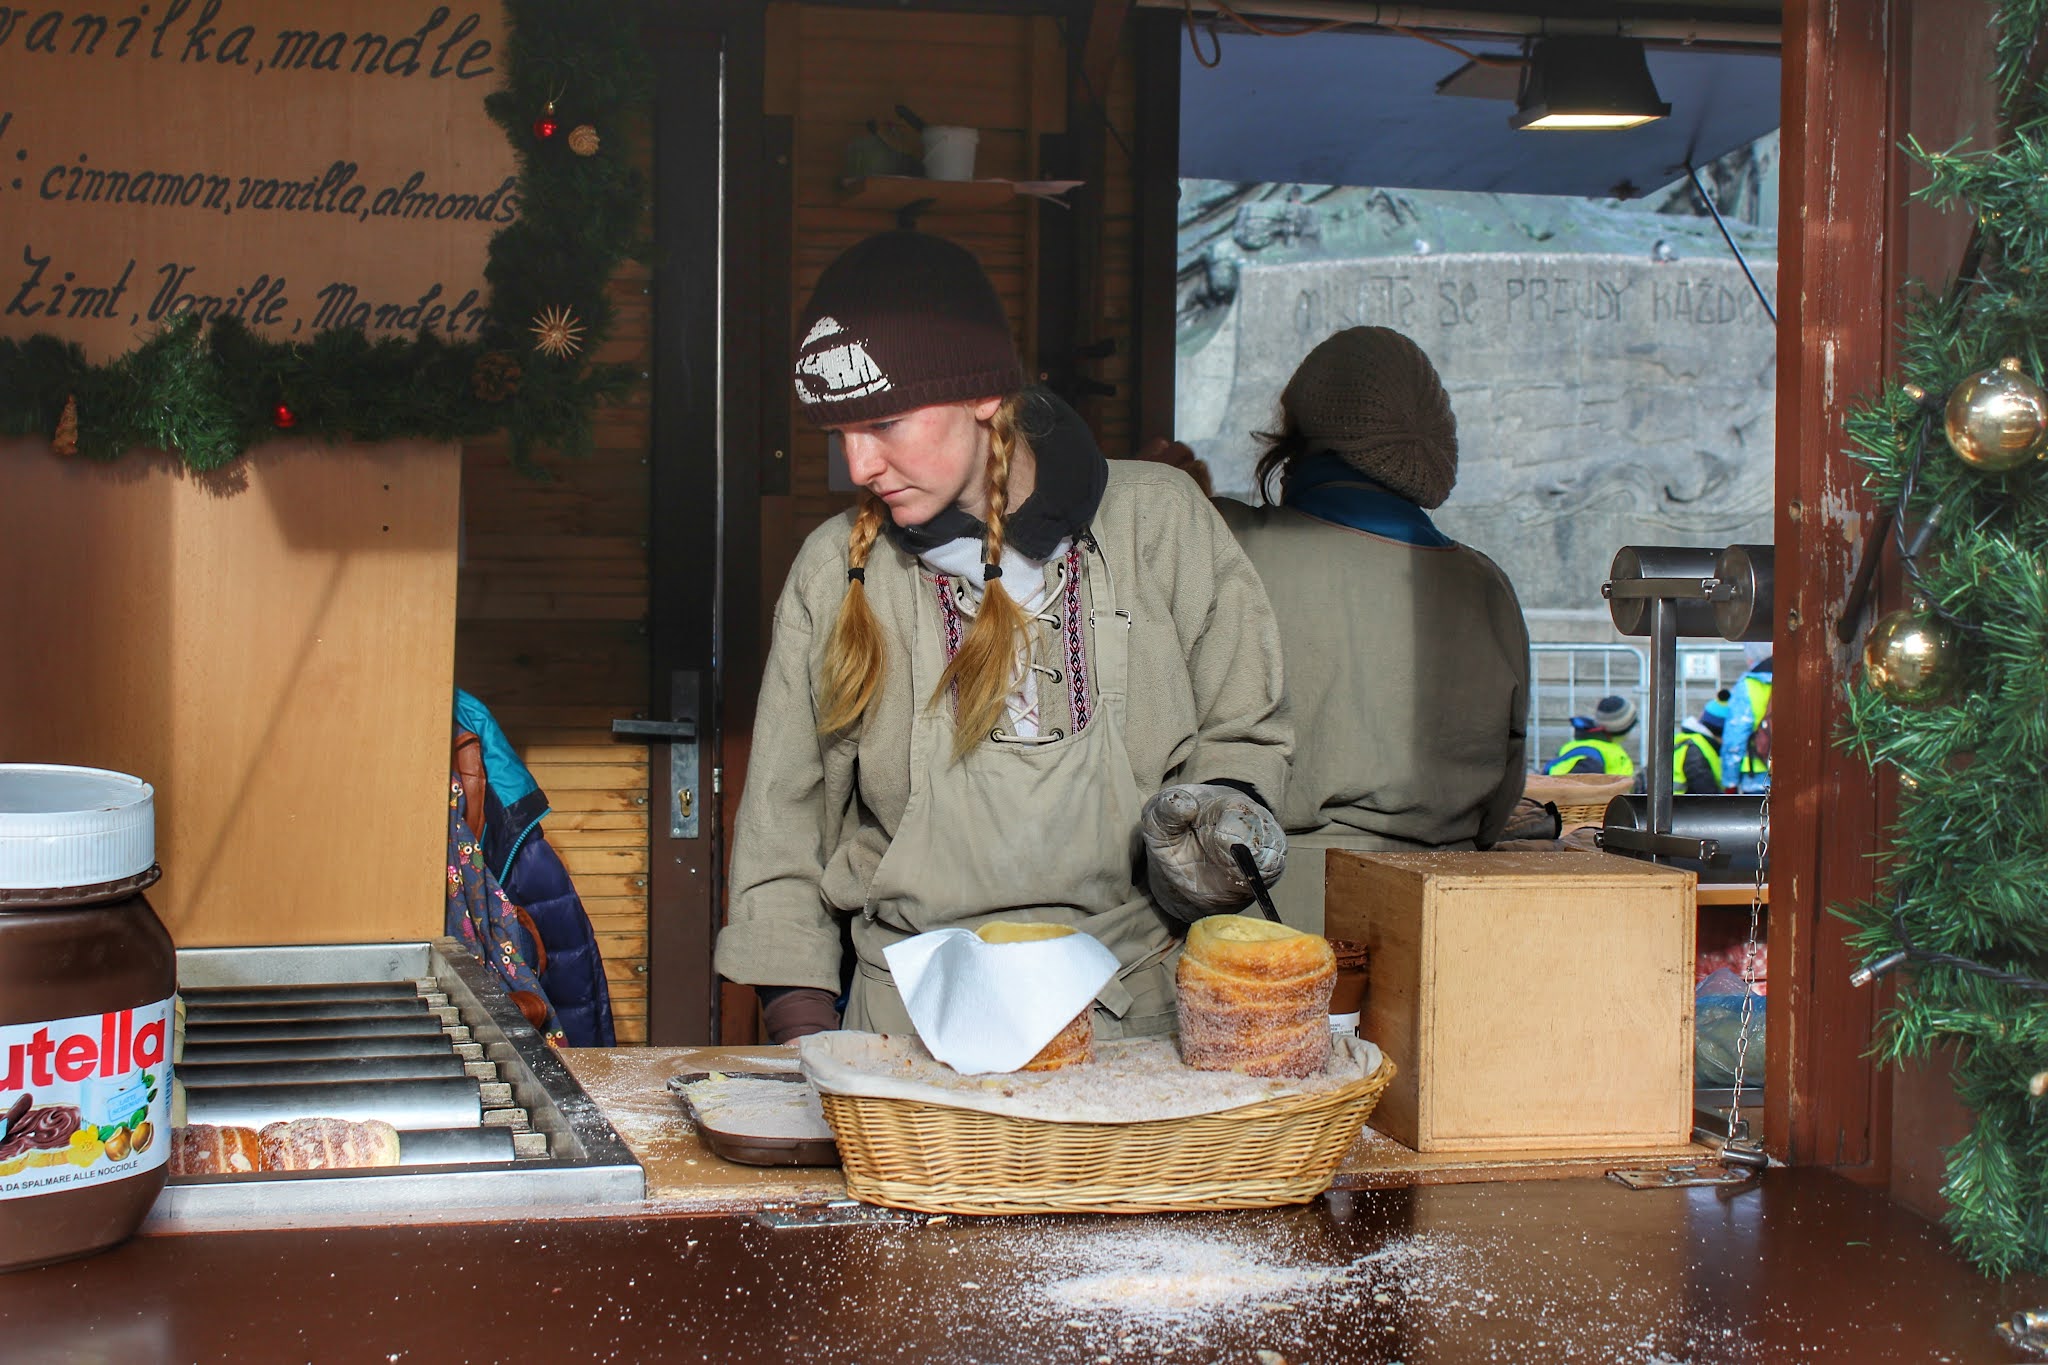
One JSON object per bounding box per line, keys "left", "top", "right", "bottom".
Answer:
{"left": 882, "top": 390, "right": 1108, "bottom": 562}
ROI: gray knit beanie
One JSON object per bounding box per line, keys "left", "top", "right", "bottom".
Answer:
{"left": 1281, "top": 327, "right": 1458, "bottom": 508}
{"left": 1594, "top": 695, "right": 1638, "bottom": 734}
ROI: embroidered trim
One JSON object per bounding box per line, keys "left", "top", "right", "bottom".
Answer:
{"left": 1061, "top": 543, "right": 1092, "bottom": 733}
{"left": 931, "top": 547, "right": 1093, "bottom": 734}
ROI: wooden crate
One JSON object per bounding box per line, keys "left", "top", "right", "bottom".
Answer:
{"left": 1326, "top": 850, "right": 1696, "bottom": 1154}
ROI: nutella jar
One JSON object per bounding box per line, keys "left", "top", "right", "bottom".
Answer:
{"left": 0, "top": 765, "right": 175, "bottom": 1273}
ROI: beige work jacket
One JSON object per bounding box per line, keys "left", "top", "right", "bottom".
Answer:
{"left": 717, "top": 463, "right": 1292, "bottom": 993}
{"left": 1218, "top": 499, "right": 1529, "bottom": 854}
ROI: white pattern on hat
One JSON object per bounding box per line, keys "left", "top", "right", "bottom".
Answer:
{"left": 795, "top": 316, "right": 893, "bottom": 406}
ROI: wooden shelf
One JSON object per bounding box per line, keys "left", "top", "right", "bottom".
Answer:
{"left": 837, "top": 175, "right": 1019, "bottom": 215}
{"left": 1696, "top": 883, "right": 1770, "bottom": 907}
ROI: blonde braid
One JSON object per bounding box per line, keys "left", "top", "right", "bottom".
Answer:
{"left": 933, "top": 395, "right": 1035, "bottom": 758}
{"left": 817, "top": 494, "right": 889, "bottom": 734}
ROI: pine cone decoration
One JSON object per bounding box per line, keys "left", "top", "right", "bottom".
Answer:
{"left": 472, "top": 351, "right": 523, "bottom": 403}
{"left": 51, "top": 394, "right": 79, "bottom": 457}
{"left": 568, "top": 124, "right": 600, "bottom": 157}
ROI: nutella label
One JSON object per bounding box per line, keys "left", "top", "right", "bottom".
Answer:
{"left": 0, "top": 1000, "right": 171, "bottom": 1199}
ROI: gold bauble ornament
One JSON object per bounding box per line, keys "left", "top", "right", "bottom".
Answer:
{"left": 567, "top": 124, "right": 600, "bottom": 157}
{"left": 1864, "top": 607, "right": 1958, "bottom": 704}
{"left": 1944, "top": 357, "right": 2048, "bottom": 471}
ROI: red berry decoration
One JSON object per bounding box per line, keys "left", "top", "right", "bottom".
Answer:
{"left": 533, "top": 100, "right": 560, "bottom": 140}
{"left": 272, "top": 402, "right": 297, "bottom": 430}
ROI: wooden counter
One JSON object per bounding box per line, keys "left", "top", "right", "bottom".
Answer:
{"left": 559, "top": 1046, "right": 1708, "bottom": 1209}
{"left": 9, "top": 1170, "right": 2040, "bottom": 1363}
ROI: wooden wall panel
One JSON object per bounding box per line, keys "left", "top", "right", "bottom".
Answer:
{"left": 0, "top": 437, "right": 458, "bottom": 948}
{"left": 767, "top": 4, "right": 1065, "bottom": 581}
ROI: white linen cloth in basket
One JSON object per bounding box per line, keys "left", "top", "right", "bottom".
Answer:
{"left": 798, "top": 1031, "right": 1382, "bottom": 1124}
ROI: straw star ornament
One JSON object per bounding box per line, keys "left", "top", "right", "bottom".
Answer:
{"left": 529, "top": 306, "right": 586, "bottom": 359}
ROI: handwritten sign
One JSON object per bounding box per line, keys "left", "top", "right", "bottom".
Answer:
{"left": 0, "top": 1, "right": 514, "bottom": 362}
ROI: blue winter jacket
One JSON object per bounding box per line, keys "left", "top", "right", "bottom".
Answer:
{"left": 454, "top": 689, "right": 617, "bottom": 1046}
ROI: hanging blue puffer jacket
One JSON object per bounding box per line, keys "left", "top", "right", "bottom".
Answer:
{"left": 454, "top": 690, "right": 617, "bottom": 1046}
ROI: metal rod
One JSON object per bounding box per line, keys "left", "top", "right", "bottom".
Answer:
{"left": 179, "top": 1036, "right": 458, "bottom": 1063}
{"left": 184, "top": 1016, "right": 449, "bottom": 1043}
{"left": 1131, "top": 0, "right": 1781, "bottom": 46}
{"left": 1603, "top": 576, "right": 1725, "bottom": 601}
{"left": 181, "top": 1077, "right": 484, "bottom": 1132}
{"left": 183, "top": 999, "right": 431, "bottom": 1023}
{"left": 180, "top": 983, "right": 422, "bottom": 1005}
{"left": 176, "top": 1055, "right": 469, "bottom": 1087}
{"left": 397, "top": 1127, "right": 520, "bottom": 1167}
{"left": 1648, "top": 596, "right": 1679, "bottom": 842}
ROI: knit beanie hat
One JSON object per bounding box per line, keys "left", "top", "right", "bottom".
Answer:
{"left": 1282, "top": 326, "right": 1458, "bottom": 508}
{"left": 1701, "top": 690, "right": 1732, "bottom": 733}
{"left": 1594, "top": 695, "right": 1638, "bottom": 734}
{"left": 793, "top": 231, "right": 1025, "bottom": 427}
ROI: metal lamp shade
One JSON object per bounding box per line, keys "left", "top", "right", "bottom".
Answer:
{"left": 1511, "top": 38, "right": 1674, "bottom": 131}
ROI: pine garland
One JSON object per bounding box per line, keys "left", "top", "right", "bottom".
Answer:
{"left": 0, "top": 0, "right": 649, "bottom": 473}
{"left": 1840, "top": 0, "right": 2048, "bottom": 1278}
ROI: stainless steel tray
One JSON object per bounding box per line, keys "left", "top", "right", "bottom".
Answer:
{"left": 149, "top": 939, "right": 643, "bottom": 1224}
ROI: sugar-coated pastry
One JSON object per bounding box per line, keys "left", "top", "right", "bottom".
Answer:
{"left": 168, "top": 1123, "right": 263, "bottom": 1176}
{"left": 257, "top": 1117, "right": 402, "bottom": 1171}
{"left": 1176, "top": 915, "right": 1335, "bottom": 1078}
{"left": 1022, "top": 1007, "right": 1094, "bottom": 1072}
{"left": 975, "top": 920, "right": 1096, "bottom": 1071}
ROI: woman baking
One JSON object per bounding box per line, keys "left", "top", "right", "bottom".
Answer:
{"left": 1217, "top": 326, "right": 1530, "bottom": 931}
{"left": 715, "top": 231, "right": 1292, "bottom": 1044}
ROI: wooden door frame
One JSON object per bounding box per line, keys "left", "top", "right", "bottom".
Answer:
{"left": 645, "top": 1, "right": 767, "bottom": 1045}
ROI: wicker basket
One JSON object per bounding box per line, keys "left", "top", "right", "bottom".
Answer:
{"left": 817, "top": 1055, "right": 1395, "bottom": 1215}
{"left": 1523, "top": 771, "right": 1633, "bottom": 829}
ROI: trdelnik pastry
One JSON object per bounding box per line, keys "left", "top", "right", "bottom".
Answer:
{"left": 882, "top": 921, "right": 1119, "bottom": 1075}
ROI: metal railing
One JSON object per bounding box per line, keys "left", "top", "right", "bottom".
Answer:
{"left": 1528, "top": 642, "right": 1755, "bottom": 772}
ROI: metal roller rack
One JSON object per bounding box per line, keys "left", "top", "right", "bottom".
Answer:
{"left": 151, "top": 939, "right": 643, "bottom": 1224}
{"left": 1596, "top": 543, "right": 1774, "bottom": 878}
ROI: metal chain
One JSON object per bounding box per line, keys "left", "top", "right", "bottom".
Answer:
{"left": 1727, "top": 788, "right": 1769, "bottom": 1141}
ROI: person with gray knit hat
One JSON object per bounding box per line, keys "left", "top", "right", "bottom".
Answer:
{"left": 1214, "top": 326, "right": 1532, "bottom": 932}
{"left": 1547, "top": 694, "right": 1641, "bottom": 779}
{"left": 719, "top": 230, "right": 1294, "bottom": 1044}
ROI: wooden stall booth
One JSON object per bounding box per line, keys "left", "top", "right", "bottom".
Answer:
{"left": 6, "top": 0, "right": 2047, "bottom": 1352}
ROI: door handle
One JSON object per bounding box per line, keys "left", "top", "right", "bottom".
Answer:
{"left": 611, "top": 718, "right": 698, "bottom": 742}
{"left": 613, "top": 674, "right": 701, "bottom": 839}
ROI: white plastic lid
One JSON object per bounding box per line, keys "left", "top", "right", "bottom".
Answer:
{"left": 0, "top": 764, "right": 156, "bottom": 890}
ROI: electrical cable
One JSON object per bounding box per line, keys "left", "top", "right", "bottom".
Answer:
{"left": 1852, "top": 899, "right": 2048, "bottom": 994}
{"left": 1686, "top": 163, "right": 1777, "bottom": 326}
{"left": 1182, "top": 0, "right": 1224, "bottom": 67}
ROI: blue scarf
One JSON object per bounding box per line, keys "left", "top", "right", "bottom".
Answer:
{"left": 1280, "top": 452, "right": 1452, "bottom": 548}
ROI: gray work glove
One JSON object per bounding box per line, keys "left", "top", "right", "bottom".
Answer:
{"left": 1140, "top": 783, "right": 1287, "bottom": 923}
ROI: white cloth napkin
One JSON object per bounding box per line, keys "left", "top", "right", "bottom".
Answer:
{"left": 882, "top": 927, "right": 1120, "bottom": 1075}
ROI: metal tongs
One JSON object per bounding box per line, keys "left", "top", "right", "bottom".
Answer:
{"left": 1229, "top": 843, "right": 1283, "bottom": 923}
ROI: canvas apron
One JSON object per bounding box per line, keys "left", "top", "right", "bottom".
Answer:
{"left": 843, "top": 538, "right": 1181, "bottom": 1038}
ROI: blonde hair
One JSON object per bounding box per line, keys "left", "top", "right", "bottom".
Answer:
{"left": 817, "top": 396, "right": 1034, "bottom": 760}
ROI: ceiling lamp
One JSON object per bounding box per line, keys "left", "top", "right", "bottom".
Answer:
{"left": 1510, "top": 36, "right": 1672, "bottom": 131}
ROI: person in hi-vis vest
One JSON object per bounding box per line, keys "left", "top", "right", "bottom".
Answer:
{"left": 1721, "top": 644, "right": 1772, "bottom": 793}
{"left": 1674, "top": 690, "right": 1730, "bottom": 794}
{"left": 1547, "top": 694, "right": 1638, "bottom": 777}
